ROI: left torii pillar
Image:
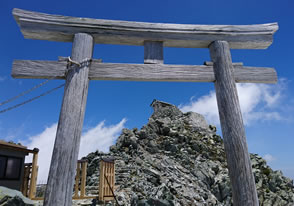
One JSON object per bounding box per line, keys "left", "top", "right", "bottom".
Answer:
{"left": 43, "top": 33, "right": 93, "bottom": 206}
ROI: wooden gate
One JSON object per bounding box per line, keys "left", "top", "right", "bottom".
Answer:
{"left": 99, "top": 158, "right": 115, "bottom": 201}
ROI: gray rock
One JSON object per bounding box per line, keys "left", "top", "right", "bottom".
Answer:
{"left": 137, "top": 198, "right": 174, "bottom": 206}
{"left": 81, "top": 100, "right": 294, "bottom": 206}
{"left": 0, "top": 186, "right": 35, "bottom": 206}
{"left": 184, "top": 112, "right": 209, "bottom": 129}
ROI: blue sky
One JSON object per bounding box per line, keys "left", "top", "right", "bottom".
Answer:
{"left": 0, "top": 0, "right": 293, "bottom": 182}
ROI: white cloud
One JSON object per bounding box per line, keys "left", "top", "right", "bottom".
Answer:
{"left": 180, "top": 92, "right": 219, "bottom": 125}
{"left": 78, "top": 119, "right": 126, "bottom": 158}
{"left": 24, "top": 119, "right": 126, "bottom": 183}
{"left": 24, "top": 124, "right": 58, "bottom": 183}
{"left": 263, "top": 154, "right": 276, "bottom": 162}
{"left": 179, "top": 82, "right": 284, "bottom": 126}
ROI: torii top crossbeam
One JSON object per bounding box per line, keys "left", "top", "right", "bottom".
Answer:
{"left": 13, "top": 8, "right": 278, "bottom": 49}
{"left": 11, "top": 8, "right": 278, "bottom": 206}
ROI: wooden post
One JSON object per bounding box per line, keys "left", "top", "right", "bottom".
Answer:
{"left": 74, "top": 162, "right": 81, "bottom": 198}
{"left": 99, "top": 160, "right": 105, "bottom": 201}
{"left": 22, "top": 163, "right": 31, "bottom": 197}
{"left": 144, "top": 41, "right": 163, "bottom": 64}
{"left": 80, "top": 161, "right": 87, "bottom": 197}
{"left": 209, "top": 40, "right": 259, "bottom": 206}
{"left": 29, "top": 149, "right": 39, "bottom": 199}
{"left": 44, "top": 33, "right": 94, "bottom": 206}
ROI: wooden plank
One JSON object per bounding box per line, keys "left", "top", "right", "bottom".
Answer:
{"left": 204, "top": 61, "right": 243, "bottom": 66}
{"left": 107, "top": 163, "right": 111, "bottom": 197}
{"left": 72, "top": 196, "right": 97, "bottom": 200}
{"left": 104, "top": 163, "right": 107, "bottom": 198}
{"left": 74, "top": 162, "right": 81, "bottom": 198}
{"left": 99, "top": 161, "right": 104, "bottom": 201}
{"left": 0, "top": 140, "right": 38, "bottom": 154}
{"left": 80, "top": 162, "right": 87, "bottom": 197}
{"left": 22, "top": 164, "right": 31, "bottom": 197}
{"left": 13, "top": 8, "right": 278, "bottom": 49}
{"left": 144, "top": 41, "right": 163, "bottom": 64}
{"left": 43, "top": 33, "right": 94, "bottom": 206}
{"left": 12, "top": 60, "right": 277, "bottom": 83}
{"left": 32, "top": 197, "right": 44, "bottom": 201}
{"left": 209, "top": 40, "right": 259, "bottom": 206}
{"left": 0, "top": 140, "right": 27, "bottom": 149}
{"left": 29, "top": 152, "right": 38, "bottom": 199}
{"left": 12, "top": 60, "right": 66, "bottom": 79}
{"left": 110, "top": 163, "right": 114, "bottom": 194}
{"left": 104, "top": 196, "right": 115, "bottom": 201}
{"left": 32, "top": 196, "right": 98, "bottom": 200}
{"left": 58, "top": 56, "right": 102, "bottom": 63}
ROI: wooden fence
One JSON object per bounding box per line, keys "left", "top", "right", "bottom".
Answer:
{"left": 73, "top": 160, "right": 88, "bottom": 199}
{"left": 21, "top": 152, "right": 38, "bottom": 199}
{"left": 31, "top": 159, "right": 97, "bottom": 200}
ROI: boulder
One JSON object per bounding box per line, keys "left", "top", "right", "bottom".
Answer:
{"left": 0, "top": 186, "right": 35, "bottom": 206}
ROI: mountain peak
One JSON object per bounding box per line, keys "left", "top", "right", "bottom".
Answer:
{"left": 83, "top": 100, "right": 294, "bottom": 205}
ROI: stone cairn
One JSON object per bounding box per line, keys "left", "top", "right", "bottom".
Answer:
{"left": 83, "top": 100, "right": 294, "bottom": 206}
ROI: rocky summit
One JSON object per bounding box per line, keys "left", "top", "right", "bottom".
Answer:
{"left": 83, "top": 100, "right": 294, "bottom": 206}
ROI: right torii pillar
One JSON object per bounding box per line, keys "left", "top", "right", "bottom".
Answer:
{"left": 210, "top": 40, "right": 259, "bottom": 205}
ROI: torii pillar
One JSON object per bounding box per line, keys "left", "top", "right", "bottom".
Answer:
{"left": 43, "top": 33, "right": 94, "bottom": 205}
{"left": 11, "top": 8, "right": 278, "bottom": 206}
{"left": 210, "top": 41, "right": 259, "bottom": 205}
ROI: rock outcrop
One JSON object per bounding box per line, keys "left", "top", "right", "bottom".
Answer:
{"left": 0, "top": 186, "right": 35, "bottom": 206}
{"left": 83, "top": 100, "right": 294, "bottom": 206}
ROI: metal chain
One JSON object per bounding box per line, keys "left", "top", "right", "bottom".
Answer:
{"left": 0, "top": 57, "right": 92, "bottom": 114}
{"left": 0, "top": 79, "right": 52, "bottom": 106}
{"left": 0, "top": 83, "right": 65, "bottom": 114}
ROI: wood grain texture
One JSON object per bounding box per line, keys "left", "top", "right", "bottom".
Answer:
{"left": 74, "top": 163, "right": 81, "bottom": 198}
{"left": 204, "top": 61, "right": 243, "bottom": 66}
{"left": 13, "top": 8, "right": 278, "bottom": 49}
{"left": 12, "top": 60, "right": 277, "bottom": 83}
{"left": 28, "top": 152, "right": 38, "bottom": 199}
{"left": 210, "top": 41, "right": 259, "bottom": 206}
{"left": 43, "top": 33, "right": 93, "bottom": 206}
{"left": 144, "top": 41, "right": 163, "bottom": 64}
{"left": 80, "top": 162, "right": 87, "bottom": 197}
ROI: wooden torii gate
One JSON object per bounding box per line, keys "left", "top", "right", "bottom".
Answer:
{"left": 11, "top": 8, "right": 278, "bottom": 206}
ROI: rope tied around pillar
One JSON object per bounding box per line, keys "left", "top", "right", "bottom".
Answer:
{"left": 65, "top": 56, "right": 92, "bottom": 76}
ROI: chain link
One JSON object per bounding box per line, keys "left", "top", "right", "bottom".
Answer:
{"left": 0, "top": 79, "right": 53, "bottom": 107}
{"left": 0, "top": 83, "right": 65, "bottom": 114}
{"left": 0, "top": 57, "right": 92, "bottom": 114}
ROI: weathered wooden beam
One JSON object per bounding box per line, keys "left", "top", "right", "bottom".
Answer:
{"left": 13, "top": 8, "right": 278, "bottom": 49}
{"left": 204, "top": 61, "right": 243, "bottom": 66}
{"left": 43, "top": 33, "right": 94, "bottom": 206}
{"left": 210, "top": 40, "right": 259, "bottom": 206}
{"left": 144, "top": 41, "right": 163, "bottom": 64}
{"left": 12, "top": 60, "right": 277, "bottom": 83}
